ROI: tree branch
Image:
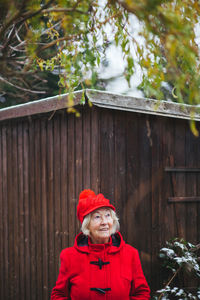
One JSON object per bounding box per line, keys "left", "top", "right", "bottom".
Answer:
{"left": 42, "top": 7, "right": 89, "bottom": 14}
{"left": 0, "top": 76, "right": 46, "bottom": 94}
{"left": 0, "top": 10, "right": 21, "bottom": 40}
{"left": 158, "top": 267, "right": 181, "bottom": 300}
{"left": 20, "top": 0, "right": 55, "bottom": 23}
{"left": 36, "top": 33, "right": 82, "bottom": 53}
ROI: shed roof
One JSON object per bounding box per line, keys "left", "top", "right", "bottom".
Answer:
{"left": 0, "top": 89, "right": 199, "bottom": 122}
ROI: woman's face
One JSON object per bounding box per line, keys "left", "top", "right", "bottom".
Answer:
{"left": 88, "top": 208, "right": 114, "bottom": 244}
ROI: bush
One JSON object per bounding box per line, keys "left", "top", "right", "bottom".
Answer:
{"left": 153, "top": 238, "right": 200, "bottom": 300}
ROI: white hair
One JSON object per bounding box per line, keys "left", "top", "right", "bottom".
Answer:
{"left": 81, "top": 208, "right": 120, "bottom": 237}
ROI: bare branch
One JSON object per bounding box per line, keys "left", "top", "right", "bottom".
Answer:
{"left": 40, "top": 20, "right": 62, "bottom": 36}
{"left": 158, "top": 267, "right": 181, "bottom": 300}
{"left": 0, "top": 75, "right": 46, "bottom": 94}
{"left": 0, "top": 10, "right": 21, "bottom": 40}
{"left": 37, "top": 33, "right": 81, "bottom": 53}
{"left": 9, "top": 45, "right": 26, "bottom": 52}
{"left": 190, "top": 244, "right": 200, "bottom": 252}
{"left": 15, "top": 26, "right": 23, "bottom": 43}
{"left": 2, "top": 24, "right": 17, "bottom": 55}
{"left": 0, "top": 0, "right": 55, "bottom": 39}
{"left": 20, "top": 0, "right": 55, "bottom": 23}
{"left": 42, "top": 7, "right": 89, "bottom": 14}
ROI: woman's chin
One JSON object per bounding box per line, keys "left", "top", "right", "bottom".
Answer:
{"left": 99, "top": 231, "right": 110, "bottom": 237}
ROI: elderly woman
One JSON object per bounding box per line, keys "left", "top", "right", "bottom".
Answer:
{"left": 51, "top": 189, "right": 150, "bottom": 299}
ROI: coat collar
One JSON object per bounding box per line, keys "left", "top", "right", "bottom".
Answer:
{"left": 74, "top": 231, "right": 124, "bottom": 254}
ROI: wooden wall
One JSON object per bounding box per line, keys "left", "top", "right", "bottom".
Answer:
{"left": 0, "top": 104, "right": 200, "bottom": 299}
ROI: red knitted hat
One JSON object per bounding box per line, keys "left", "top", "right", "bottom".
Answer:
{"left": 77, "top": 189, "right": 115, "bottom": 223}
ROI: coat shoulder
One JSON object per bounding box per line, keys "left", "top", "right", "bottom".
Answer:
{"left": 60, "top": 246, "right": 77, "bottom": 260}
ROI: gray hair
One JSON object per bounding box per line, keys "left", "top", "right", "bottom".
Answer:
{"left": 81, "top": 208, "right": 120, "bottom": 237}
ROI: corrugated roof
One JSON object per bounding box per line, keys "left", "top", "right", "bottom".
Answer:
{"left": 0, "top": 89, "right": 199, "bottom": 121}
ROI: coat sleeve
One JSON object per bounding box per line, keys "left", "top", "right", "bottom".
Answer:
{"left": 51, "top": 250, "right": 70, "bottom": 300}
{"left": 130, "top": 250, "right": 150, "bottom": 300}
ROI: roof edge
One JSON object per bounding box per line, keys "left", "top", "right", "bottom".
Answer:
{"left": 0, "top": 90, "right": 83, "bottom": 121}
{"left": 85, "top": 89, "right": 200, "bottom": 121}
{"left": 0, "top": 88, "right": 199, "bottom": 122}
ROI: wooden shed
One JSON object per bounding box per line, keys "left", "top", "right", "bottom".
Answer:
{"left": 0, "top": 89, "right": 200, "bottom": 299}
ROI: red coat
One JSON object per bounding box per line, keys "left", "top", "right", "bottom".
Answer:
{"left": 51, "top": 232, "right": 150, "bottom": 299}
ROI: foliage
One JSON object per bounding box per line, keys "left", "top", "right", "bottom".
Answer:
{"left": 153, "top": 238, "right": 200, "bottom": 300}
{"left": 1, "top": 0, "right": 200, "bottom": 114}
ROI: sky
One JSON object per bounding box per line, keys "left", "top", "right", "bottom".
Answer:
{"left": 97, "top": 13, "right": 145, "bottom": 98}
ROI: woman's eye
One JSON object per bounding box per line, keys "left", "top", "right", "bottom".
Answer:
{"left": 94, "top": 215, "right": 100, "bottom": 219}
{"left": 106, "top": 214, "right": 110, "bottom": 217}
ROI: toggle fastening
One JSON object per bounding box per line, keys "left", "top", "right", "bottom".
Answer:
{"left": 90, "top": 288, "right": 111, "bottom": 294}
{"left": 90, "top": 258, "right": 110, "bottom": 270}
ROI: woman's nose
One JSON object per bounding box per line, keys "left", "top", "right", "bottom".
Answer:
{"left": 101, "top": 216, "right": 107, "bottom": 224}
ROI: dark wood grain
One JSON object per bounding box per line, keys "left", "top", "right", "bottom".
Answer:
{"left": 90, "top": 106, "right": 100, "bottom": 193}
{"left": 47, "top": 118, "right": 55, "bottom": 293}
{"left": 114, "top": 110, "right": 126, "bottom": 237}
{"left": 74, "top": 107, "right": 83, "bottom": 234}
{"left": 60, "top": 113, "right": 69, "bottom": 249}
{"left": 29, "top": 119, "right": 37, "bottom": 300}
{"left": 18, "top": 122, "right": 25, "bottom": 300}
{"left": 23, "top": 121, "right": 31, "bottom": 300}
{"left": 2, "top": 126, "right": 8, "bottom": 299}
{"left": 82, "top": 106, "right": 91, "bottom": 189}
{"left": 0, "top": 127, "right": 3, "bottom": 300}
{"left": 125, "top": 112, "right": 139, "bottom": 247}
{"left": 174, "top": 120, "right": 186, "bottom": 239}
{"left": 53, "top": 116, "right": 62, "bottom": 277}
{"left": 151, "top": 115, "right": 162, "bottom": 291}
{"left": 67, "top": 114, "right": 76, "bottom": 247}
{"left": 99, "top": 109, "right": 115, "bottom": 202}
{"left": 0, "top": 104, "right": 200, "bottom": 298}
{"left": 41, "top": 119, "right": 49, "bottom": 299}
{"left": 137, "top": 114, "right": 152, "bottom": 286}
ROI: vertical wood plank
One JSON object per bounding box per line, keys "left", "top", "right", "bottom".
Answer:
{"left": 151, "top": 116, "right": 162, "bottom": 291}
{"left": 184, "top": 125, "right": 199, "bottom": 295}
{"left": 18, "top": 122, "right": 25, "bottom": 300}
{"left": 29, "top": 119, "right": 37, "bottom": 300}
{"left": 47, "top": 119, "right": 55, "bottom": 292}
{"left": 75, "top": 108, "right": 83, "bottom": 234}
{"left": 174, "top": 119, "right": 186, "bottom": 239}
{"left": 34, "top": 119, "right": 42, "bottom": 300}
{"left": 53, "top": 116, "right": 62, "bottom": 275}
{"left": 7, "top": 123, "right": 15, "bottom": 299}
{"left": 2, "top": 125, "right": 8, "bottom": 299}
{"left": 67, "top": 114, "right": 76, "bottom": 246}
{"left": 137, "top": 114, "right": 152, "bottom": 285}
{"left": 100, "top": 109, "right": 115, "bottom": 201}
{"left": 185, "top": 129, "right": 198, "bottom": 244}
{"left": 82, "top": 106, "right": 91, "bottom": 189}
{"left": 60, "top": 113, "right": 69, "bottom": 249}
{"left": 13, "top": 123, "right": 20, "bottom": 300}
{"left": 197, "top": 122, "right": 200, "bottom": 244}
{"left": 0, "top": 127, "right": 4, "bottom": 300}
{"left": 114, "top": 110, "right": 126, "bottom": 236}
{"left": 126, "top": 112, "right": 139, "bottom": 246}
{"left": 90, "top": 106, "right": 100, "bottom": 194}
{"left": 41, "top": 119, "right": 49, "bottom": 299}
{"left": 23, "top": 121, "right": 31, "bottom": 300}
{"left": 162, "top": 119, "right": 176, "bottom": 241}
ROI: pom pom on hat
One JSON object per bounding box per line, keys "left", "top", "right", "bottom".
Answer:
{"left": 79, "top": 189, "right": 96, "bottom": 200}
{"left": 77, "top": 189, "right": 115, "bottom": 223}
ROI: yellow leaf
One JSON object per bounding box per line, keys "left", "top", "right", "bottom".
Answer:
{"left": 190, "top": 119, "right": 199, "bottom": 137}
